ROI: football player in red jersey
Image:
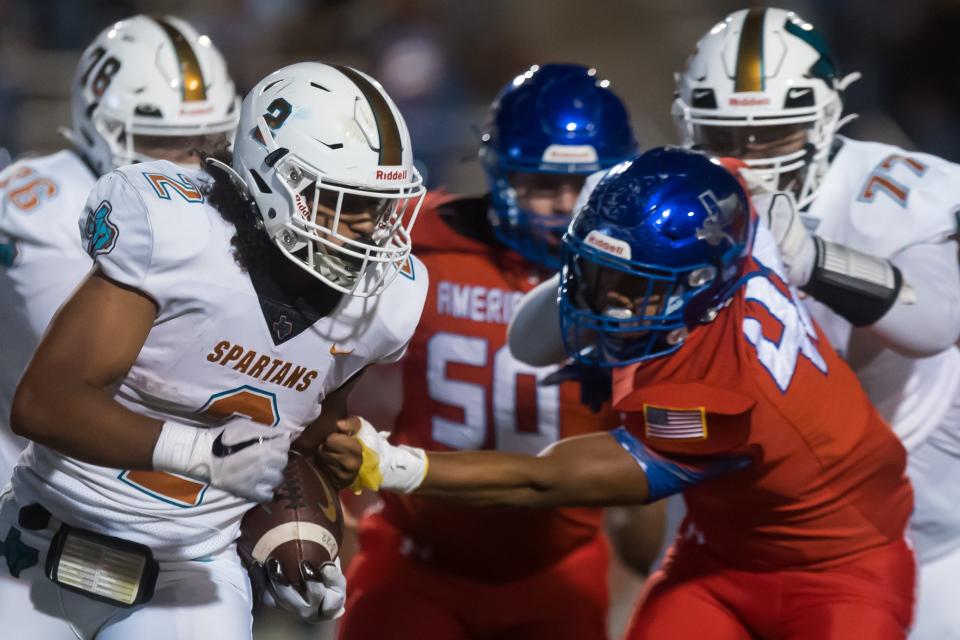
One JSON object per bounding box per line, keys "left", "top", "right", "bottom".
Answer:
{"left": 334, "top": 147, "right": 916, "bottom": 639}
{"left": 338, "top": 64, "right": 640, "bottom": 640}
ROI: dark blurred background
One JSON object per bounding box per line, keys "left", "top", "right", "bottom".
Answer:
{"left": 0, "top": 0, "right": 951, "bottom": 637}
{"left": 2, "top": 0, "right": 956, "bottom": 195}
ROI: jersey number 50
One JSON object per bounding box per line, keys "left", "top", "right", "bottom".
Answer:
{"left": 427, "top": 332, "right": 560, "bottom": 454}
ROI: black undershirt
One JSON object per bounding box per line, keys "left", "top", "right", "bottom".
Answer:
{"left": 247, "top": 248, "right": 343, "bottom": 345}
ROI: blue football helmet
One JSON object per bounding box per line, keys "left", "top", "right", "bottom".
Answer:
{"left": 481, "top": 63, "right": 638, "bottom": 269}
{"left": 559, "top": 147, "right": 756, "bottom": 366}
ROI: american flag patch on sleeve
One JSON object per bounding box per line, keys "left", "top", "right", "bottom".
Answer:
{"left": 643, "top": 404, "right": 707, "bottom": 440}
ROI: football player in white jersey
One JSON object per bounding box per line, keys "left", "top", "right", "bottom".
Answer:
{"left": 0, "top": 62, "right": 427, "bottom": 639}
{"left": 669, "top": 8, "right": 960, "bottom": 638}
{"left": 0, "top": 14, "right": 239, "bottom": 488}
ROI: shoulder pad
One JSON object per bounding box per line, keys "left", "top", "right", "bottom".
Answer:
{"left": 115, "top": 160, "right": 207, "bottom": 206}
{"left": 374, "top": 253, "right": 429, "bottom": 361}
{"left": 834, "top": 140, "right": 960, "bottom": 254}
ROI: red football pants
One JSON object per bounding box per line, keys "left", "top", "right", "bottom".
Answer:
{"left": 339, "top": 514, "right": 610, "bottom": 640}
{"left": 625, "top": 538, "right": 915, "bottom": 640}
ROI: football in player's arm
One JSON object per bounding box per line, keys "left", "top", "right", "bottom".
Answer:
{"left": 329, "top": 148, "right": 916, "bottom": 639}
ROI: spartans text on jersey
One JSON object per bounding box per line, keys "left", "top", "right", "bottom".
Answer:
{"left": 206, "top": 340, "right": 318, "bottom": 391}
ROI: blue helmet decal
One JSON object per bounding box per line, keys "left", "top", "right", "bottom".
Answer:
{"left": 481, "top": 63, "right": 639, "bottom": 269}
{"left": 559, "top": 147, "right": 756, "bottom": 367}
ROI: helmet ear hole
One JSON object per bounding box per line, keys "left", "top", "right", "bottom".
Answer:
{"left": 249, "top": 169, "right": 272, "bottom": 194}
{"left": 267, "top": 208, "right": 277, "bottom": 219}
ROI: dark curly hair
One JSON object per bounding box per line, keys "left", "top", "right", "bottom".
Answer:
{"left": 195, "top": 146, "right": 276, "bottom": 272}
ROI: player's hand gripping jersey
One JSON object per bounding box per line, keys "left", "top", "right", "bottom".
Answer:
{"left": 613, "top": 226, "right": 912, "bottom": 570}
{"left": 11, "top": 159, "right": 427, "bottom": 561}
{"left": 0, "top": 151, "right": 96, "bottom": 483}
{"left": 376, "top": 192, "right": 619, "bottom": 582}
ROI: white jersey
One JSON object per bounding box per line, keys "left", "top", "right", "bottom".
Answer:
{"left": 802, "top": 136, "right": 960, "bottom": 451}
{"left": 0, "top": 150, "right": 95, "bottom": 485}
{"left": 11, "top": 159, "right": 428, "bottom": 561}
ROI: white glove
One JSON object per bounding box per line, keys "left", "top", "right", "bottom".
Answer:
{"left": 755, "top": 190, "right": 817, "bottom": 287}
{"left": 352, "top": 418, "right": 427, "bottom": 494}
{"left": 261, "top": 557, "right": 346, "bottom": 622}
{"left": 152, "top": 419, "right": 289, "bottom": 502}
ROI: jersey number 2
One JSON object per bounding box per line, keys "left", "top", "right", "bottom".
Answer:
{"left": 742, "top": 269, "right": 828, "bottom": 392}
{"left": 118, "top": 386, "right": 279, "bottom": 507}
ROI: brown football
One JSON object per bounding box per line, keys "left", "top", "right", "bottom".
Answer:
{"left": 237, "top": 450, "right": 343, "bottom": 589}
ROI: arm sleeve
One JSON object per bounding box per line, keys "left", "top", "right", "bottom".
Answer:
{"left": 79, "top": 171, "right": 153, "bottom": 292}
{"left": 611, "top": 427, "right": 751, "bottom": 503}
{"left": 868, "top": 239, "right": 960, "bottom": 357}
{"left": 507, "top": 273, "right": 568, "bottom": 367}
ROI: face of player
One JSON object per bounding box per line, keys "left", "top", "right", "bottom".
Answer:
{"left": 694, "top": 122, "right": 810, "bottom": 191}
{"left": 695, "top": 123, "right": 807, "bottom": 160}
{"left": 132, "top": 133, "right": 232, "bottom": 168}
{"left": 509, "top": 171, "right": 587, "bottom": 260}
{"left": 579, "top": 261, "right": 674, "bottom": 329}
{"left": 511, "top": 172, "right": 586, "bottom": 217}
{"left": 302, "top": 186, "right": 391, "bottom": 247}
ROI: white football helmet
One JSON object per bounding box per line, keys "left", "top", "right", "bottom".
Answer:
{"left": 232, "top": 62, "right": 425, "bottom": 298}
{"left": 673, "top": 7, "right": 859, "bottom": 207}
{"left": 68, "top": 15, "right": 239, "bottom": 174}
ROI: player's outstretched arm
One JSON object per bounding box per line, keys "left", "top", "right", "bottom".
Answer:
{"left": 336, "top": 416, "right": 649, "bottom": 507}
{"left": 417, "top": 433, "right": 652, "bottom": 508}
{"left": 335, "top": 418, "right": 752, "bottom": 509}
{"left": 11, "top": 269, "right": 161, "bottom": 468}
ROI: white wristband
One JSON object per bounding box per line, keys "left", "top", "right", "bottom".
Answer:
{"left": 385, "top": 445, "right": 428, "bottom": 494}
{"left": 152, "top": 420, "right": 212, "bottom": 479}
{"left": 354, "top": 418, "right": 428, "bottom": 494}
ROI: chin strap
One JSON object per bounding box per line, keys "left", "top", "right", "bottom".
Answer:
{"left": 204, "top": 156, "right": 253, "bottom": 200}
{"left": 837, "top": 71, "right": 862, "bottom": 92}
{"left": 57, "top": 126, "right": 81, "bottom": 149}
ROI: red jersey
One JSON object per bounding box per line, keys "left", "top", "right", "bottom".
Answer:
{"left": 380, "top": 192, "right": 619, "bottom": 583}
{"left": 612, "top": 228, "right": 912, "bottom": 571}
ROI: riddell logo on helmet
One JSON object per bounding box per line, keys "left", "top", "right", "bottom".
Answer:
{"left": 585, "top": 230, "right": 632, "bottom": 260}
{"left": 179, "top": 106, "right": 215, "bottom": 115}
{"left": 294, "top": 195, "right": 311, "bottom": 219}
{"left": 376, "top": 168, "right": 408, "bottom": 181}
{"left": 542, "top": 144, "right": 599, "bottom": 164}
{"left": 728, "top": 95, "right": 770, "bottom": 107}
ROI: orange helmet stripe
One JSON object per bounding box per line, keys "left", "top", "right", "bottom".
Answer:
{"left": 155, "top": 17, "right": 207, "bottom": 102}
{"left": 735, "top": 7, "right": 766, "bottom": 93}
{"left": 332, "top": 64, "right": 403, "bottom": 166}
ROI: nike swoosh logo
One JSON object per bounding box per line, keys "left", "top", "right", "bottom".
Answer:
{"left": 329, "top": 345, "right": 354, "bottom": 357}
{"left": 305, "top": 460, "right": 339, "bottom": 522}
{"left": 692, "top": 89, "right": 712, "bottom": 97}
{"left": 787, "top": 88, "right": 811, "bottom": 98}
{"left": 211, "top": 432, "right": 277, "bottom": 457}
